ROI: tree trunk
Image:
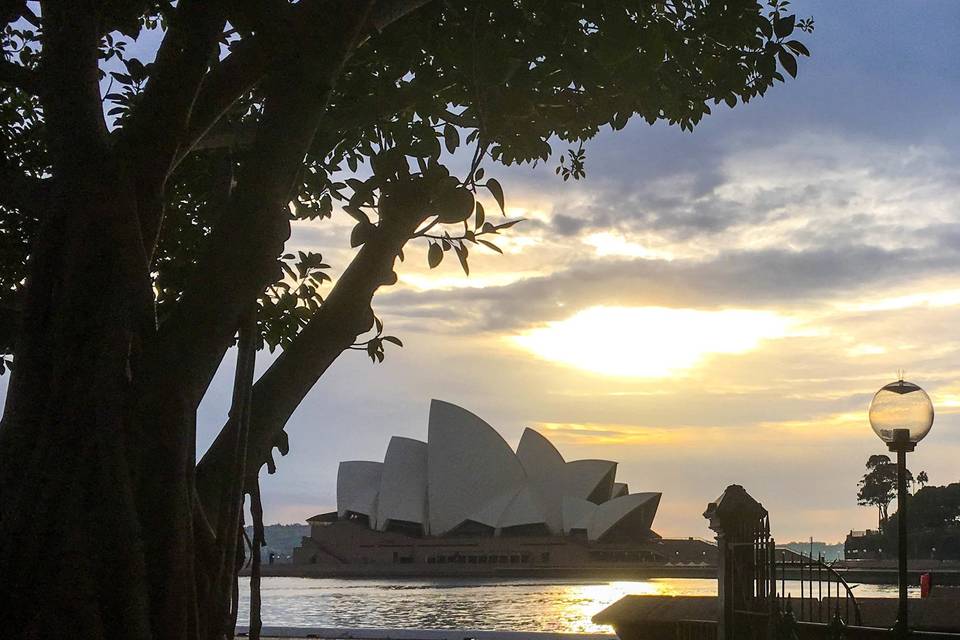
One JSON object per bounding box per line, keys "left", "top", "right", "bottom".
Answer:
{"left": 0, "top": 2, "right": 429, "bottom": 637}
{"left": 0, "top": 159, "right": 155, "bottom": 639}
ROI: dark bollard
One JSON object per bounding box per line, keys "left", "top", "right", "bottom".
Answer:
{"left": 704, "top": 485, "right": 770, "bottom": 640}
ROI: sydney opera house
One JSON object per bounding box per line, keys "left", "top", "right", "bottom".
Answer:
{"left": 292, "top": 400, "right": 715, "bottom": 572}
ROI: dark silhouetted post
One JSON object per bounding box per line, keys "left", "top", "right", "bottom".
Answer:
{"left": 892, "top": 429, "right": 913, "bottom": 639}
{"left": 704, "top": 484, "right": 768, "bottom": 640}
{"left": 868, "top": 379, "right": 935, "bottom": 640}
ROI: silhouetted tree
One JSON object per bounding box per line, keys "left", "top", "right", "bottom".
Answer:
{"left": 917, "top": 470, "right": 929, "bottom": 491}
{"left": 848, "top": 481, "right": 960, "bottom": 561}
{"left": 857, "top": 454, "right": 913, "bottom": 529}
{"left": 908, "top": 482, "right": 960, "bottom": 530}
{"left": 0, "top": 2, "right": 811, "bottom": 638}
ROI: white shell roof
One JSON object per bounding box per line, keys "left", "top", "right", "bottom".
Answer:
{"left": 561, "top": 492, "right": 661, "bottom": 541}
{"left": 336, "top": 460, "right": 383, "bottom": 524}
{"left": 517, "top": 427, "right": 565, "bottom": 474}
{"left": 588, "top": 492, "right": 661, "bottom": 541}
{"left": 515, "top": 428, "right": 619, "bottom": 532}
{"left": 497, "top": 484, "right": 547, "bottom": 529}
{"left": 334, "top": 400, "right": 659, "bottom": 539}
{"left": 561, "top": 496, "right": 596, "bottom": 533}
{"left": 563, "top": 459, "right": 617, "bottom": 503}
{"left": 516, "top": 428, "right": 566, "bottom": 531}
{"left": 427, "top": 400, "right": 526, "bottom": 535}
{"left": 375, "top": 436, "right": 428, "bottom": 532}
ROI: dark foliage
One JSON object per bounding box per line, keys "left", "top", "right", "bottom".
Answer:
{"left": 0, "top": 2, "right": 811, "bottom": 639}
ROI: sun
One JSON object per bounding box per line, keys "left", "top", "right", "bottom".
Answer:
{"left": 512, "top": 306, "right": 792, "bottom": 378}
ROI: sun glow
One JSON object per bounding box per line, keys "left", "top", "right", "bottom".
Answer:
{"left": 513, "top": 306, "right": 792, "bottom": 377}
{"left": 583, "top": 231, "right": 675, "bottom": 260}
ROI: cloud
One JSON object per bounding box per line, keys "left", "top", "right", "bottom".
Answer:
{"left": 365, "top": 125, "right": 960, "bottom": 345}
{"left": 378, "top": 241, "right": 960, "bottom": 334}
{"left": 183, "top": 113, "right": 960, "bottom": 542}
{"left": 108, "top": 3, "right": 960, "bottom": 542}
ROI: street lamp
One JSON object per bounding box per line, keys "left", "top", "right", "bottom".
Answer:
{"left": 868, "top": 379, "right": 935, "bottom": 638}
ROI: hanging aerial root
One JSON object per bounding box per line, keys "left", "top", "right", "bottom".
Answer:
{"left": 248, "top": 478, "right": 265, "bottom": 640}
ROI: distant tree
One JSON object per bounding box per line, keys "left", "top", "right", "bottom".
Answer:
{"left": 857, "top": 454, "right": 913, "bottom": 529}
{"left": 0, "top": 2, "right": 812, "bottom": 639}
{"left": 917, "top": 470, "right": 930, "bottom": 491}
{"left": 907, "top": 482, "right": 960, "bottom": 529}
{"left": 853, "top": 482, "right": 960, "bottom": 561}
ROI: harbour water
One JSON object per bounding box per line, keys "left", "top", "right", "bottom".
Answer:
{"left": 236, "top": 577, "right": 914, "bottom": 632}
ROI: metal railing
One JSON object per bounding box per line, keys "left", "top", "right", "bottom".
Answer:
{"left": 774, "top": 547, "right": 862, "bottom": 626}
{"left": 728, "top": 515, "right": 862, "bottom": 633}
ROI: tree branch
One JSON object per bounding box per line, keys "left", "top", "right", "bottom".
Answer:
{"left": 172, "top": 0, "right": 341, "bottom": 169}
{"left": 369, "top": 0, "right": 433, "bottom": 33}
{"left": 173, "top": 36, "right": 273, "bottom": 165}
{"left": 195, "top": 200, "right": 428, "bottom": 529}
{"left": 38, "top": 1, "right": 109, "bottom": 172}
{"left": 133, "top": 0, "right": 298, "bottom": 170}
{"left": 119, "top": 0, "right": 227, "bottom": 253}
{"left": 176, "top": 0, "right": 438, "bottom": 167}
{"left": 134, "top": 2, "right": 380, "bottom": 477}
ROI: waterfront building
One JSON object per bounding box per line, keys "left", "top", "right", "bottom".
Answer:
{"left": 293, "top": 400, "right": 715, "bottom": 571}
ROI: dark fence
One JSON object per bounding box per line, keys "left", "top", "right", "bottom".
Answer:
{"left": 774, "top": 548, "right": 861, "bottom": 626}
{"left": 705, "top": 484, "right": 960, "bottom": 640}
{"left": 727, "top": 513, "right": 861, "bottom": 638}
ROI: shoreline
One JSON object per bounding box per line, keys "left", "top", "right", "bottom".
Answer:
{"left": 244, "top": 564, "right": 718, "bottom": 580}
{"left": 244, "top": 563, "right": 960, "bottom": 586}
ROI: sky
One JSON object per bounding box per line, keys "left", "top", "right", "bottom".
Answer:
{"left": 192, "top": 1, "right": 960, "bottom": 543}
{"left": 198, "top": 1, "right": 960, "bottom": 543}
{"left": 9, "top": 1, "right": 960, "bottom": 544}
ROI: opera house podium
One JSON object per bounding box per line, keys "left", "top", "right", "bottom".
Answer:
{"left": 291, "top": 400, "right": 714, "bottom": 575}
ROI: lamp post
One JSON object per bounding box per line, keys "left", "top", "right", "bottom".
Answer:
{"left": 868, "top": 379, "right": 934, "bottom": 639}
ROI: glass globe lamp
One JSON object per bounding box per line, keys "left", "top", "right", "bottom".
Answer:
{"left": 868, "top": 380, "right": 934, "bottom": 450}
{"left": 867, "top": 378, "right": 933, "bottom": 637}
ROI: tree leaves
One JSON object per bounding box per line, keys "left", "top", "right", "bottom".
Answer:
{"left": 785, "top": 40, "right": 810, "bottom": 57}
{"left": 0, "top": 0, "right": 815, "bottom": 371}
{"left": 443, "top": 123, "right": 460, "bottom": 154}
{"left": 434, "top": 186, "right": 474, "bottom": 224}
{"left": 257, "top": 252, "right": 333, "bottom": 352}
{"left": 485, "top": 178, "right": 504, "bottom": 213}
{"left": 856, "top": 453, "right": 914, "bottom": 528}
{"left": 366, "top": 339, "right": 384, "bottom": 363}
{"left": 477, "top": 238, "right": 502, "bottom": 254}
{"left": 350, "top": 220, "right": 376, "bottom": 248}
{"left": 353, "top": 315, "right": 403, "bottom": 363}
{"left": 774, "top": 14, "right": 796, "bottom": 39}
{"left": 778, "top": 48, "right": 798, "bottom": 78}
{"left": 454, "top": 243, "right": 469, "bottom": 276}
{"left": 556, "top": 146, "right": 587, "bottom": 181}
{"left": 494, "top": 218, "right": 522, "bottom": 231}
{"left": 342, "top": 204, "right": 370, "bottom": 225}
{"left": 427, "top": 242, "right": 443, "bottom": 268}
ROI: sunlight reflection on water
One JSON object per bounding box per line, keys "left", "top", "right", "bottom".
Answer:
{"left": 236, "top": 576, "right": 911, "bottom": 633}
